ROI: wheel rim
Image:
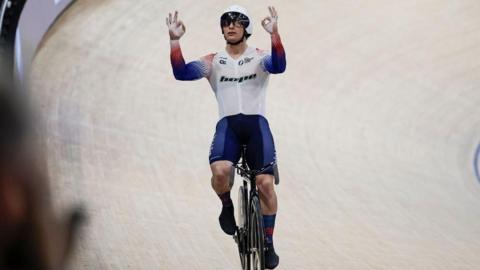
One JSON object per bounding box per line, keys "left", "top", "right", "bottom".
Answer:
{"left": 250, "top": 197, "right": 264, "bottom": 270}
{"left": 252, "top": 216, "right": 260, "bottom": 269}
{"left": 237, "top": 231, "right": 245, "bottom": 269}
{"left": 237, "top": 186, "right": 248, "bottom": 269}
{"left": 237, "top": 186, "right": 246, "bottom": 228}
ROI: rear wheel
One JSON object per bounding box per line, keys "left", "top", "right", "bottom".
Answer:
{"left": 250, "top": 196, "right": 265, "bottom": 270}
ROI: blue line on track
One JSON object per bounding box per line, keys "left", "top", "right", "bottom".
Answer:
{"left": 474, "top": 143, "right": 480, "bottom": 184}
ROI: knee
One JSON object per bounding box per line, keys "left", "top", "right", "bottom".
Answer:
{"left": 211, "top": 166, "right": 232, "bottom": 189}
{"left": 256, "top": 176, "right": 275, "bottom": 196}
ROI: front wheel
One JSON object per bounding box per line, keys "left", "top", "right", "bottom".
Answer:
{"left": 250, "top": 196, "right": 265, "bottom": 270}
{"left": 237, "top": 185, "right": 247, "bottom": 229}
{"left": 237, "top": 185, "right": 248, "bottom": 269}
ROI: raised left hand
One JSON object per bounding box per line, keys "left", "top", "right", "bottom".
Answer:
{"left": 261, "top": 6, "right": 279, "bottom": 34}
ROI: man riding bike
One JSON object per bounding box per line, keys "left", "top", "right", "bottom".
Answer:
{"left": 166, "top": 5, "right": 286, "bottom": 268}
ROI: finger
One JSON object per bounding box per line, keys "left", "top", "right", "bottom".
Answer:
{"left": 168, "top": 13, "right": 172, "bottom": 24}
{"left": 268, "top": 6, "right": 273, "bottom": 16}
{"left": 272, "top": 6, "right": 278, "bottom": 18}
{"left": 261, "top": 17, "right": 271, "bottom": 27}
{"left": 178, "top": 20, "right": 186, "bottom": 31}
{"left": 166, "top": 17, "right": 169, "bottom": 26}
{"left": 174, "top": 10, "right": 178, "bottom": 23}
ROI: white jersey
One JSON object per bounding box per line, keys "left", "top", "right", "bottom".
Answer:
{"left": 170, "top": 35, "right": 286, "bottom": 119}
{"left": 202, "top": 47, "right": 270, "bottom": 118}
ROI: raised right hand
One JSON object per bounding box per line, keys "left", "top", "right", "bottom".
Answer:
{"left": 166, "top": 11, "right": 185, "bottom": 40}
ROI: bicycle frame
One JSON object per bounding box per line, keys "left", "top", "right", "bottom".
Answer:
{"left": 234, "top": 145, "right": 277, "bottom": 270}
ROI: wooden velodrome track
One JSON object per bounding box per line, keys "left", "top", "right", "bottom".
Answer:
{"left": 28, "top": 0, "right": 480, "bottom": 269}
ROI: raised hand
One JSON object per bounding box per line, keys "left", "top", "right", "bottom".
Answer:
{"left": 166, "top": 11, "right": 186, "bottom": 40}
{"left": 261, "top": 6, "right": 279, "bottom": 34}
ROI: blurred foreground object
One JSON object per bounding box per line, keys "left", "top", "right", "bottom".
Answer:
{"left": 0, "top": 83, "right": 86, "bottom": 270}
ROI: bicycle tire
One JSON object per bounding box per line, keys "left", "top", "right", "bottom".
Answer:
{"left": 237, "top": 185, "right": 248, "bottom": 269}
{"left": 250, "top": 195, "right": 265, "bottom": 270}
{"left": 237, "top": 185, "right": 247, "bottom": 228}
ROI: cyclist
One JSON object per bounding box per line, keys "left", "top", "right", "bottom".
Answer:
{"left": 167, "top": 5, "right": 286, "bottom": 268}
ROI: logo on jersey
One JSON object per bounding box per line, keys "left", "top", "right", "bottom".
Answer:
{"left": 220, "top": 74, "right": 257, "bottom": 83}
{"left": 238, "top": 57, "right": 254, "bottom": 66}
{"left": 219, "top": 57, "right": 227, "bottom": 65}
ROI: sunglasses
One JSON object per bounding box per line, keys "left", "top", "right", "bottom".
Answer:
{"left": 220, "top": 12, "right": 249, "bottom": 28}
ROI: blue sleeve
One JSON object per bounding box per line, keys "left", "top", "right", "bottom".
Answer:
{"left": 170, "top": 41, "right": 209, "bottom": 81}
{"left": 262, "top": 33, "right": 286, "bottom": 74}
{"left": 172, "top": 60, "right": 208, "bottom": 81}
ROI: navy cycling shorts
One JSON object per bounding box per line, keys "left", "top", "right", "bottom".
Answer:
{"left": 209, "top": 114, "right": 276, "bottom": 175}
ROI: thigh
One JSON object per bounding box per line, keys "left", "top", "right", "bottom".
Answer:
{"left": 246, "top": 116, "right": 276, "bottom": 175}
{"left": 209, "top": 117, "right": 241, "bottom": 165}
